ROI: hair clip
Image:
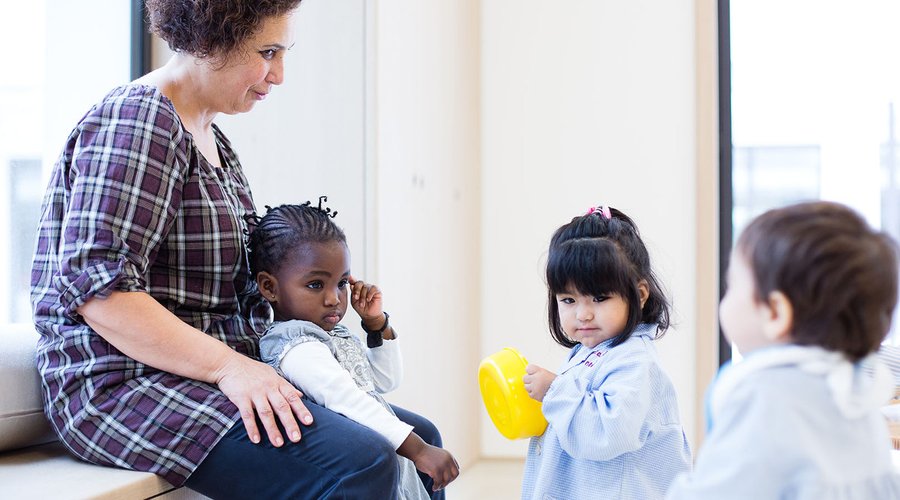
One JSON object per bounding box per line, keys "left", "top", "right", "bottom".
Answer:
{"left": 586, "top": 205, "right": 612, "bottom": 220}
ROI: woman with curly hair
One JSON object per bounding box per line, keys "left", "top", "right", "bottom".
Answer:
{"left": 29, "top": 2, "right": 435, "bottom": 497}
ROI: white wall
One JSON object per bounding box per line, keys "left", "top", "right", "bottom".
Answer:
{"left": 211, "top": 0, "right": 484, "bottom": 468}
{"left": 479, "top": 0, "right": 699, "bottom": 457}
{"left": 215, "top": 0, "right": 369, "bottom": 266}
{"left": 194, "top": 0, "right": 705, "bottom": 466}
{"left": 373, "top": 0, "right": 483, "bottom": 468}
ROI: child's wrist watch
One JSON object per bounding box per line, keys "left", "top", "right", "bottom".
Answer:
{"left": 362, "top": 312, "right": 390, "bottom": 348}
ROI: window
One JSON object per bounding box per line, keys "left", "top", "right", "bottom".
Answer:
{"left": 0, "top": 1, "right": 138, "bottom": 326}
{"left": 723, "top": 0, "right": 900, "bottom": 357}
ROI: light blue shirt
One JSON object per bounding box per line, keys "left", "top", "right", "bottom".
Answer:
{"left": 667, "top": 345, "right": 900, "bottom": 500}
{"left": 522, "top": 323, "right": 692, "bottom": 500}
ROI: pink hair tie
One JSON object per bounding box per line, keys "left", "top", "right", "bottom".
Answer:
{"left": 586, "top": 205, "right": 612, "bottom": 219}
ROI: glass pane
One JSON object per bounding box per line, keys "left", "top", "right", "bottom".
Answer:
{"left": 731, "top": 0, "right": 900, "bottom": 347}
{"left": 0, "top": 1, "right": 131, "bottom": 325}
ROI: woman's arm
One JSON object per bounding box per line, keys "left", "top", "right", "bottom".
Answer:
{"left": 78, "top": 290, "right": 312, "bottom": 447}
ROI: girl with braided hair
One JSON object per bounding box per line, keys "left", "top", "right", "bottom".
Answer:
{"left": 248, "top": 199, "right": 459, "bottom": 498}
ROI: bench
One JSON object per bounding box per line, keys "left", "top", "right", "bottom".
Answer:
{"left": 0, "top": 324, "right": 208, "bottom": 499}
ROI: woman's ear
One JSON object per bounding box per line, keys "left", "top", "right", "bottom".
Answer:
{"left": 637, "top": 279, "right": 650, "bottom": 308}
{"left": 257, "top": 271, "right": 278, "bottom": 303}
{"left": 761, "top": 290, "right": 793, "bottom": 342}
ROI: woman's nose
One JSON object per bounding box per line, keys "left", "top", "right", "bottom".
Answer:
{"left": 267, "top": 58, "right": 285, "bottom": 86}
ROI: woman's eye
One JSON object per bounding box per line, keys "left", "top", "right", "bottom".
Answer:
{"left": 558, "top": 297, "right": 574, "bottom": 304}
{"left": 260, "top": 49, "right": 277, "bottom": 60}
{"left": 306, "top": 281, "right": 323, "bottom": 290}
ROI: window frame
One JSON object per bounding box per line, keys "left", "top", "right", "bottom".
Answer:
{"left": 131, "top": 0, "right": 151, "bottom": 80}
{"left": 717, "top": 0, "right": 733, "bottom": 366}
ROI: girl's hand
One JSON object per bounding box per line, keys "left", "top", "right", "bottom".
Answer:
{"left": 398, "top": 432, "right": 460, "bottom": 491}
{"left": 348, "top": 276, "right": 384, "bottom": 326}
{"left": 214, "top": 352, "right": 313, "bottom": 447}
{"left": 413, "top": 445, "right": 460, "bottom": 492}
{"left": 523, "top": 364, "right": 557, "bottom": 402}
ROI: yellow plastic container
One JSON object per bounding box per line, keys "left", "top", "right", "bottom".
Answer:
{"left": 478, "top": 347, "right": 548, "bottom": 440}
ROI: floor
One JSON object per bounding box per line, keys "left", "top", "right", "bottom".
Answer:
{"left": 447, "top": 452, "right": 900, "bottom": 499}
{"left": 445, "top": 458, "right": 525, "bottom": 500}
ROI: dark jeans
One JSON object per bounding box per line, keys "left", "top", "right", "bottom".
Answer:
{"left": 185, "top": 400, "right": 445, "bottom": 500}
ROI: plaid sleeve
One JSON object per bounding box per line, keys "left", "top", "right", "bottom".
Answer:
{"left": 53, "top": 93, "right": 190, "bottom": 319}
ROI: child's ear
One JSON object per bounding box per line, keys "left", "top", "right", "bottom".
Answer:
{"left": 761, "top": 290, "right": 793, "bottom": 342}
{"left": 257, "top": 271, "right": 279, "bottom": 303}
{"left": 637, "top": 279, "right": 650, "bottom": 308}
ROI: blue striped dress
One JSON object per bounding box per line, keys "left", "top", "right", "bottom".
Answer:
{"left": 521, "top": 323, "right": 692, "bottom": 499}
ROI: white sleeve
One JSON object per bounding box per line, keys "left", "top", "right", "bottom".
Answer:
{"left": 280, "top": 341, "right": 413, "bottom": 449}
{"left": 367, "top": 337, "right": 403, "bottom": 393}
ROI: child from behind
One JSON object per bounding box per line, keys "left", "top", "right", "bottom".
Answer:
{"left": 247, "top": 200, "right": 459, "bottom": 499}
{"left": 667, "top": 201, "right": 900, "bottom": 499}
{"left": 521, "top": 205, "right": 692, "bottom": 500}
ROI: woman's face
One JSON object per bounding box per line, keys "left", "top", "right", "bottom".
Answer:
{"left": 206, "top": 12, "right": 296, "bottom": 115}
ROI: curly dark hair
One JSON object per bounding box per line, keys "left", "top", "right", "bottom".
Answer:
{"left": 145, "top": 0, "right": 303, "bottom": 59}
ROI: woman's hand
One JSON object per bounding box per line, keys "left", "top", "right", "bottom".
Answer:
{"left": 214, "top": 352, "right": 314, "bottom": 446}
{"left": 523, "top": 364, "right": 557, "bottom": 402}
{"left": 348, "top": 276, "right": 387, "bottom": 331}
{"left": 397, "top": 433, "right": 460, "bottom": 491}
{"left": 77, "top": 291, "right": 313, "bottom": 447}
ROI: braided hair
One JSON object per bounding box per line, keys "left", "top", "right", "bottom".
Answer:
{"left": 246, "top": 196, "right": 346, "bottom": 277}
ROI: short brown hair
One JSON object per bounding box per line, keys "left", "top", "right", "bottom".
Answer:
{"left": 145, "top": 0, "right": 303, "bottom": 59}
{"left": 736, "top": 201, "right": 899, "bottom": 362}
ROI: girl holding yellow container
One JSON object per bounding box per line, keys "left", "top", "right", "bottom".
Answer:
{"left": 482, "top": 205, "right": 691, "bottom": 500}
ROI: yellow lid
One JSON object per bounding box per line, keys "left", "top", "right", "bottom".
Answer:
{"left": 478, "top": 347, "right": 548, "bottom": 440}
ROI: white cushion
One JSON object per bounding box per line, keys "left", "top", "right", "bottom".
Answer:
{"left": 0, "top": 441, "right": 210, "bottom": 499}
{"left": 0, "top": 323, "right": 55, "bottom": 452}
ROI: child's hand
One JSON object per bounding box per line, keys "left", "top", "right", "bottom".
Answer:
{"left": 411, "top": 444, "right": 460, "bottom": 491}
{"left": 523, "top": 364, "right": 557, "bottom": 402}
{"left": 348, "top": 276, "right": 384, "bottom": 325}
{"left": 398, "top": 432, "right": 460, "bottom": 491}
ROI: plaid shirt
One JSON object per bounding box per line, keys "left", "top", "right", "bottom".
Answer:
{"left": 30, "top": 85, "right": 269, "bottom": 486}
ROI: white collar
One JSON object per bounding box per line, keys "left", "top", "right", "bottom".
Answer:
{"left": 710, "top": 345, "right": 893, "bottom": 420}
